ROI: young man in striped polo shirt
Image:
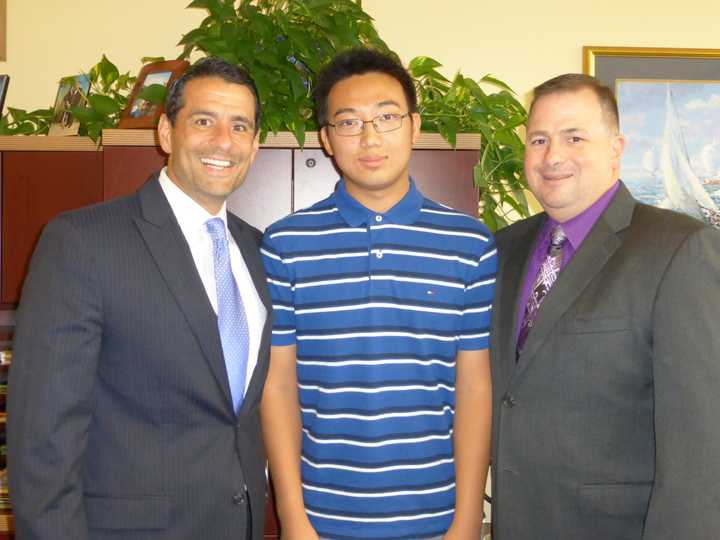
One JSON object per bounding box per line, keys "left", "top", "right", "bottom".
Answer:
{"left": 260, "top": 48, "right": 496, "bottom": 540}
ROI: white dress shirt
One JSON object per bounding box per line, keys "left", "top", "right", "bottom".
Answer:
{"left": 159, "top": 168, "right": 266, "bottom": 395}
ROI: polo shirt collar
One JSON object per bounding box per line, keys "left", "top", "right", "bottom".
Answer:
{"left": 334, "top": 178, "right": 423, "bottom": 226}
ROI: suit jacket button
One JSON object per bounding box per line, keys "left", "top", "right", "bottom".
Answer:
{"left": 502, "top": 394, "right": 516, "bottom": 408}
{"left": 232, "top": 493, "right": 246, "bottom": 505}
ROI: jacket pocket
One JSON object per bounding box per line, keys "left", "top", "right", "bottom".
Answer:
{"left": 579, "top": 482, "right": 652, "bottom": 517}
{"left": 85, "top": 494, "right": 169, "bottom": 530}
{"left": 564, "top": 316, "right": 633, "bottom": 334}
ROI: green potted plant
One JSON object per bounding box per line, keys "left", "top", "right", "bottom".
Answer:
{"left": 0, "top": 0, "right": 530, "bottom": 229}
{"left": 178, "top": 0, "right": 529, "bottom": 228}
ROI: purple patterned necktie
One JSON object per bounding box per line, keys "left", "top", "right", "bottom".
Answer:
{"left": 517, "top": 225, "right": 567, "bottom": 355}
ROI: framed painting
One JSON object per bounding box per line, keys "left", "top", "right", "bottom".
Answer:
{"left": 0, "top": 75, "right": 8, "bottom": 113}
{"left": 584, "top": 46, "right": 720, "bottom": 228}
{"left": 118, "top": 59, "right": 189, "bottom": 129}
{"left": 48, "top": 74, "right": 91, "bottom": 136}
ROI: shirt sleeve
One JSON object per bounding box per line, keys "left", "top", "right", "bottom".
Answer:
{"left": 261, "top": 229, "right": 297, "bottom": 345}
{"left": 458, "top": 233, "right": 497, "bottom": 351}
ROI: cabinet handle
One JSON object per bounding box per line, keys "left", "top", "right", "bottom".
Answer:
{"left": 305, "top": 158, "right": 316, "bottom": 168}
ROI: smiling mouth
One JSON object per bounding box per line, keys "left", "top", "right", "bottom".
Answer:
{"left": 201, "top": 157, "right": 234, "bottom": 170}
{"left": 359, "top": 156, "right": 386, "bottom": 168}
{"left": 541, "top": 172, "right": 573, "bottom": 181}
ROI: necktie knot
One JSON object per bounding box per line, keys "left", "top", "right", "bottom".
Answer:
{"left": 206, "top": 217, "right": 227, "bottom": 243}
{"left": 550, "top": 225, "right": 567, "bottom": 251}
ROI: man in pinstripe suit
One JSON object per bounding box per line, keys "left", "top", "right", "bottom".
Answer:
{"left": 8, "top": 57, "right": 271, "bottom": 539}
{"left": 261, "top": 48, "right": 496, "bottom": 540}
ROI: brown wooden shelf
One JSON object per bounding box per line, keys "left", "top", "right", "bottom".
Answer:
{"left": 0, "top": 136, "right": 99, "bottom": 152}
{"left": 101, "top": 129, "right": 481, "bottom": 150}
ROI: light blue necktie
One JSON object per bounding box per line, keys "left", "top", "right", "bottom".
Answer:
{"left": 206, "top": 217, "right": 249, "bottom": 413}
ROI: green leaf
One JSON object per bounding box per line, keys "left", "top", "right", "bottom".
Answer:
{"left": 97, "top": 55, "right": 120, "bottom": 88}
{"left": 287, "top": 69, "right": 307, "bottom": 100}
{"left": 140, "top": 56, "right": 166, "bottom": 65}
{"left": 186, "top": 0, "right": 211, "bottom": 8}
{"left": 15, "top": 122, "right": 37, "bottom": 135}
{"left": 69, "top": 106, "right": 100, "bottom": 123}
{"left": 7, "top": 107, "right": 27, "bottom": 122}
{"left": 409, "top": 57, "right": 450, "bottom": 82}
{"left": 178, "top": 26, "right": 207, "bottom": 46}
{"left": 481, "top": 204, "right": 498, "bottom": 233}
{"left": 481, "top": 74, "right": 516, "bottom": 94}
{"left": 136, "top": 83, "right": 168, "bottom": 104}
{"left": 88, "top": 94, "right": 122, "bottom": 115}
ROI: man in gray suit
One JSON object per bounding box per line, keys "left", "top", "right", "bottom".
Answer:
{"left": 491, "top": 73, "right": 720, "bottom": 539}
{"left": 8, "top": 57, "right": 270, "bottom": 539}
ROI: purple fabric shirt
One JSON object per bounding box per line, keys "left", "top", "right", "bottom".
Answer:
{"left": 514, "top": 181, "right": 621, "bottom": 342}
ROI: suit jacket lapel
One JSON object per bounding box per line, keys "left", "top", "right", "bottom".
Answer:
{"left": 513, "top": 184, "right": 636, "bottom": 381}
{"left": 134, "top": 176, "right": 235, "bottom": 411}
{"left": 227, "top": 217, "right": 271, "bottom": 412}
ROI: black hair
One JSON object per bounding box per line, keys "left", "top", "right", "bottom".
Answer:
{"left": 314, "top": 48, "right": 417, "bottom": 126}
{"left": 164, "top": 56, "right": 261, "bottom": 130}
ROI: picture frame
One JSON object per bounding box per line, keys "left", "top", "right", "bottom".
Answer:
{"left": 0, "top": 75, "right": 8, "bottom": 114}
{"left": 583, "top": 46, "right": 720, "bottom": 227}
{"left": 118, "top": 59, "right": 189, "bottom": 129}
{"left": 48, "top": 74, "right": 91, "bottom": 136}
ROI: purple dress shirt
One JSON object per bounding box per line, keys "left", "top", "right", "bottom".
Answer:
{"left": 514, "top": 181, "right": 621, "bottom": 343}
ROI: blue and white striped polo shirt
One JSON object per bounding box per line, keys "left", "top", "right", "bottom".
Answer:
{"left": 261, "top": 180, "right": 497, "bottom": 539}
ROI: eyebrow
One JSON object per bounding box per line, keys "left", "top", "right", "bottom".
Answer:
{"left": 527, "top": 127, "right": 587, "bottom": 137}
{"left": 332, "top": 100, "right": 402, "bottom": 118}
{"left": 189, "top": 110, "right": 253, "bottom": 125}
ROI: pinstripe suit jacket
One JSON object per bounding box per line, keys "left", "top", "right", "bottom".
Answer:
{"left": 490, "top": 184, "right": 720, "bottom": 539}
{"left": 8, "top": 175, "right": 271, "bottom": 539}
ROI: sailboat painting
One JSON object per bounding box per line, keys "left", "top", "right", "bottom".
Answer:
{"left": 617, "top": 80, "right": 720, "bottom": 228}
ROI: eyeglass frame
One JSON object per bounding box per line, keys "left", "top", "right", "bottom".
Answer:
{"left": 324, "top": 112, "right": 412, "bottom": 137}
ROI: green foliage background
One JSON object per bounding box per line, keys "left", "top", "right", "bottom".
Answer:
{"left": 0, "top": 0, "right": 529, "bottom": 229}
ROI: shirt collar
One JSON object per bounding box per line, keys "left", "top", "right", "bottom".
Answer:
{"left": 333, "top": 178, "right": 423, "bottom": 226}
{"left": 545, "top": 180, "right": 621, "bottom": 250}
{"left": 158, "top": 167, "right": 228, "bottom": 232}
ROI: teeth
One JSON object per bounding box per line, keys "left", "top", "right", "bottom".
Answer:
{"left": 201, "top": 158, "right": 232, "bottom": 168}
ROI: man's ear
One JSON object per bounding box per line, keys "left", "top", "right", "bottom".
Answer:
{"left": 157, "top": 114, "right": 173, "bottom": 155}
{"left": 410, "top": 112, "right": 421, "bottom": 144}
{"left": 320, "top": 125, "right": 334, "bottom": 156}
{"left": 611, "top": 133, "right": 626, "bottom": 160}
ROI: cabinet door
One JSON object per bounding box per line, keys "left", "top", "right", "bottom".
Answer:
{"left": 409, "top": 149, "right": 479, "bottom": 216}
{"left": 103, "top": 146, "right": 292, "bottom": 232}
{"left": 226, "top": 149, "right": 292, "bottom": 231}
{"left": 292, "top": 149, "right": 341, "bottom": 212}
{"left": 1, "top": 151, "right": 103, "bottom": 304}
{"left": 103, "top": 146, "right": 167, "bottom": 200}
{"left": 292, "top": 148, "right": 480, "bottom": 215}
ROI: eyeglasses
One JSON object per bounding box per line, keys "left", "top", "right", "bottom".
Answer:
{"left": 326, "top": 112, "right": 410, "bottom": 137}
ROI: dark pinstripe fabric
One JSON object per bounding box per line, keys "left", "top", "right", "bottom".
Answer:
{"left": 8, "top": 175, "right": 271, "bottom": 539}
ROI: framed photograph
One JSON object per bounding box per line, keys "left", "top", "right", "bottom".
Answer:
{"left": 118, "top": 59, "right": 189, "bottom": 129}
{"left": 0, "top": 75, "right": 8, "bottom": 114}
{"left": 584, "top": 46, "right": 720, "bottom": 228}
{"left": 48, "top": 74, "right": 91, "bottom": 136}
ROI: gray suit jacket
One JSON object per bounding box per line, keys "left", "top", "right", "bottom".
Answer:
{"left": 490, "top": 184, "right": 720, "bottom": 539}
{"left": 8, "top": 175, "right": 272, "bottom": 539}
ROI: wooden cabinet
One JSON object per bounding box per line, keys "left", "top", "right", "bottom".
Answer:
{"left": 0, "top": 130, "right": 480, "bottom": 538}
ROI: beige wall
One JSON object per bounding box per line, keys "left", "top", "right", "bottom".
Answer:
{"left": 3, "top": 1, "right": 720, "bottom": 112}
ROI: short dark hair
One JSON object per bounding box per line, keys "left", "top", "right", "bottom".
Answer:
{"left": 164, "top": 56, "right": 261, "bottom": 130}
{"left": 530, "top": 73, "right": 619, "bottom": 131}
{"left": 314, "top": 48, "right": 417, "bottom": 126}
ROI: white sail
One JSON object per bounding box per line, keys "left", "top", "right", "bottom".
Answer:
{"left": 642, "top": 147, "right": 657, "bottom": 175}
{"left": 700, "top": 143, "right": 717, "bottom": 175}
{"left": 659, "top": 86, "right": 719, "bottom": 223}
